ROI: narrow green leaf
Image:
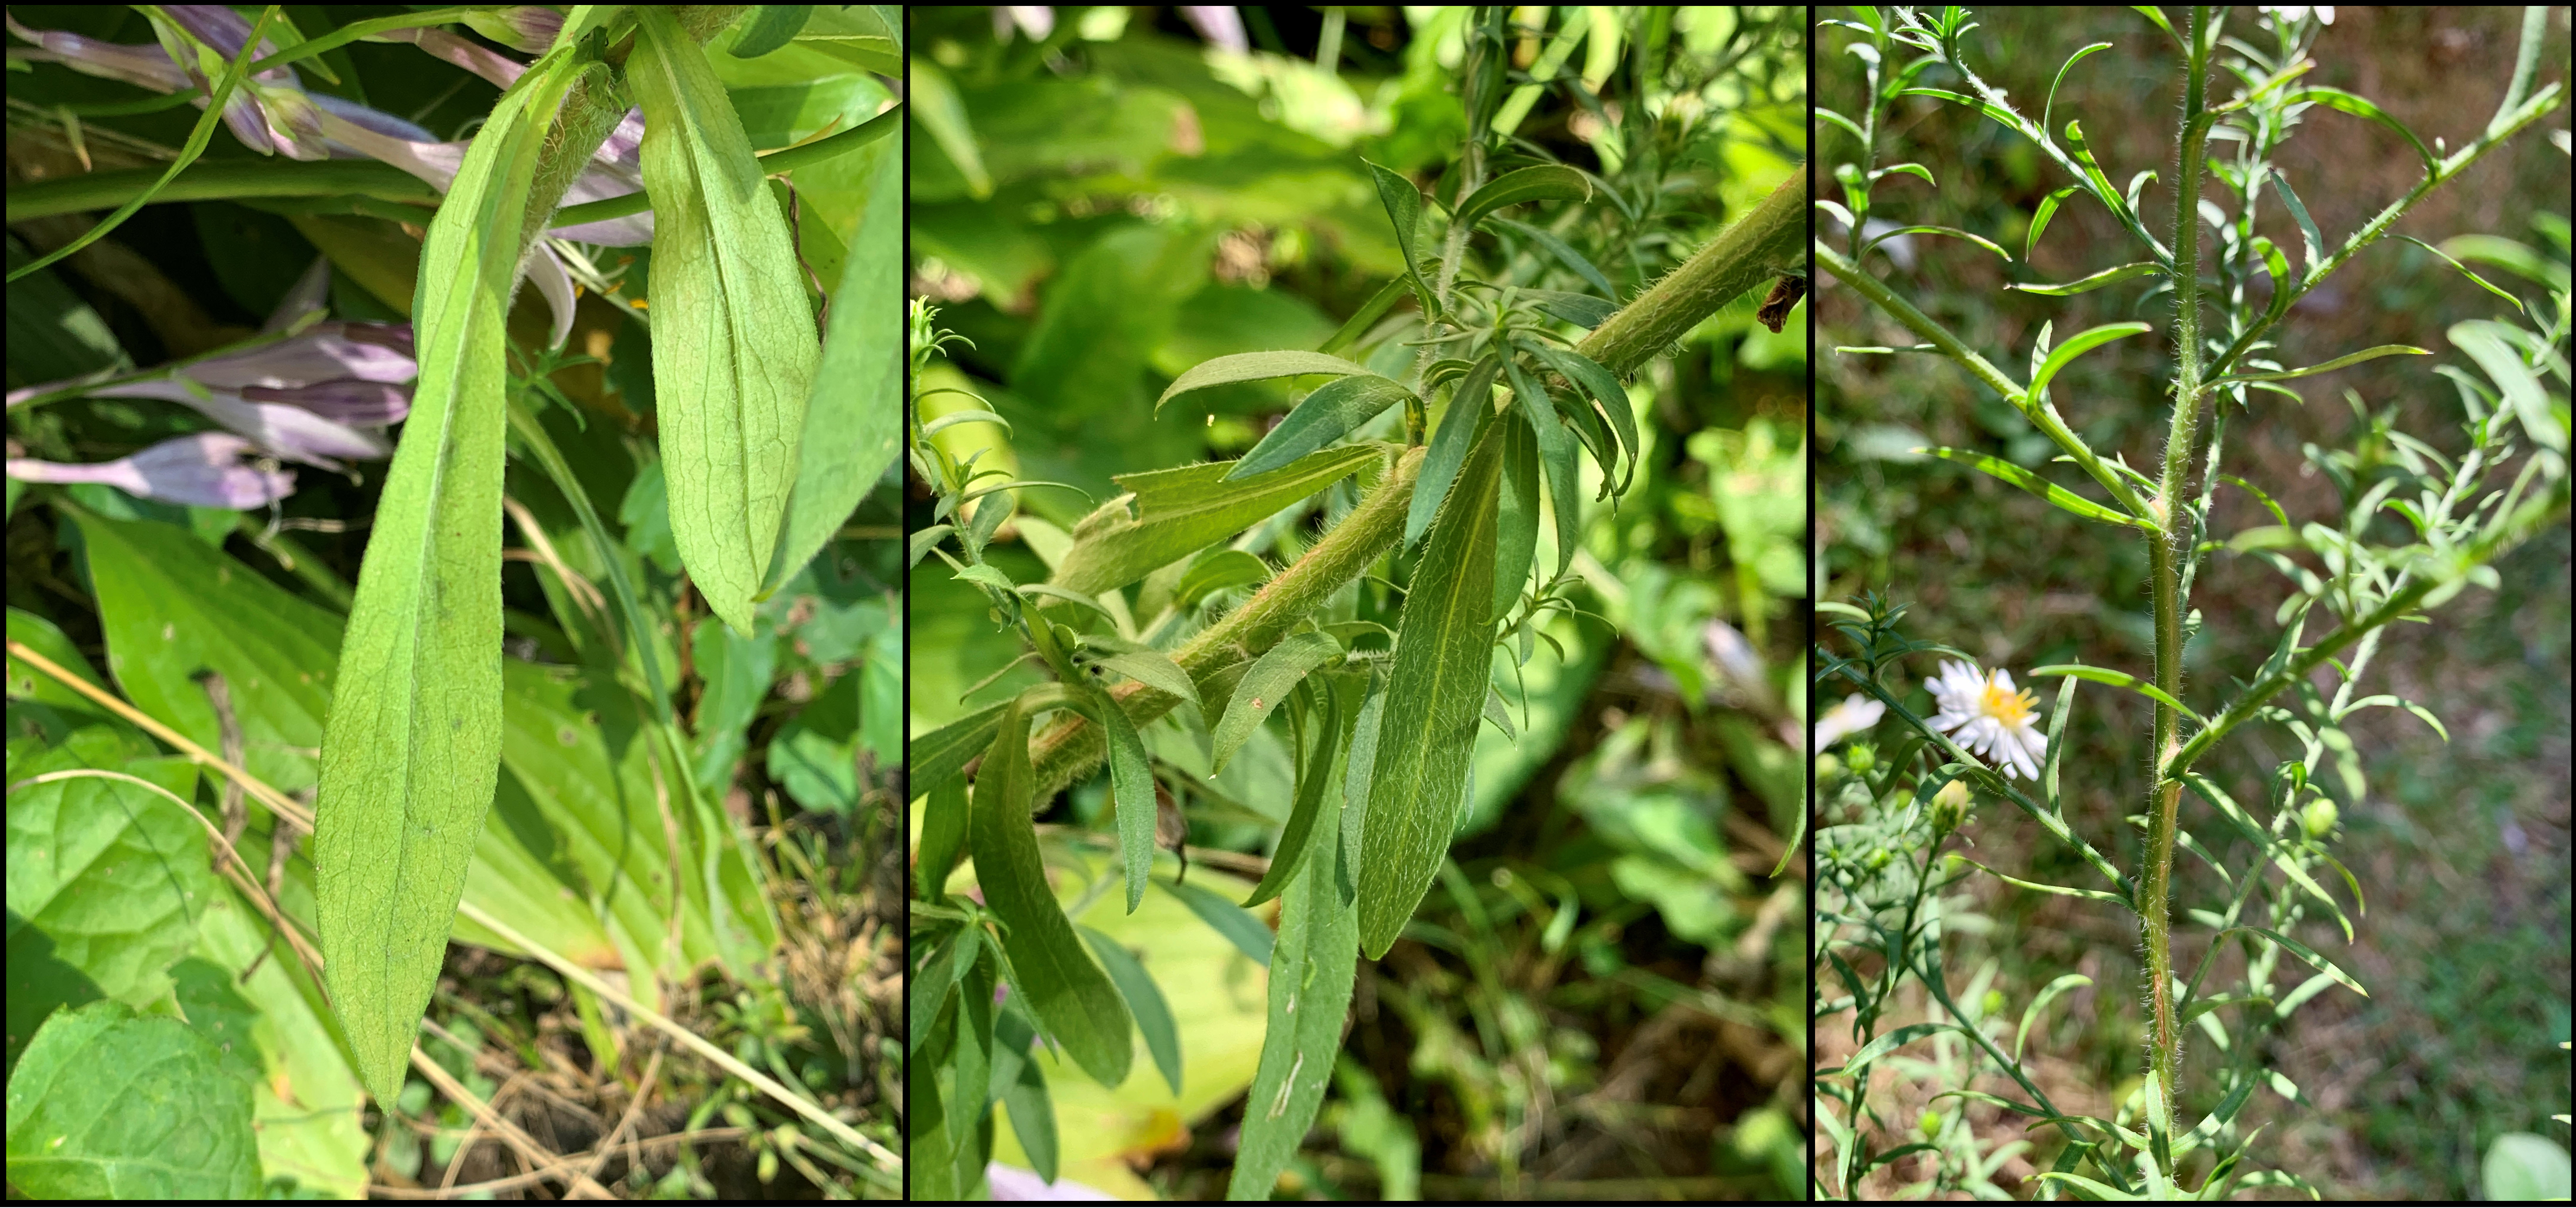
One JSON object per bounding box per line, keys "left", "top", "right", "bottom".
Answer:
{"left": 2269, "top": 167, "right": 2326, "bottom": 276}
{"left": 1365, "top": 159, "right": 1439, "bottom": 320}
{"left": 2213, "top": 926, "right": 2369, "bottom": 999}
{"left": 2043, "top": 43, "right": 2117, "bottom": 139}
{"left": 1490, "top": 215, "right": 1619, "bottom": 299}
{"left": 1175, "top": 549, "right": 1270, "bottom": 609}
{"left": 1359, "top": 423, "right": 1505, "bottom": 958}
{"left": 969, "top": 699, "right": 1135, "bottom": 1086}
{"left": 1921, "top": 446, "right": 2155, "bottom": 530}
{"left": 1078, "top": 926, "right": 1184, "bottom": 1096}
{"left": 2030, "top": 663, "right": 2203, "bottom": 724}
{"left": 948, "top": 948, "right": 997, "bottom": 1192}
{"left": 1866, "top": 224, "right": 2012, "bottom": 262}
{"left": 2006, "top": 261, "right": 2162, "bottom": 296}
{"left": 2025, "top": 186, "right": 2081, "bottom": 263}
{"left": 315, "top": 43, "right": 587, "bottom": 1108}
{"left": 1074, "top": 678, "right": 1157, "bottom": 914}
{"left": 1052, "top": 443, "right": 1383, "bottom": 595}
{"left": 1226, "top": 748, "right": 1361, "bottom": 1200}
{"left": 2289, "top": 87, "right": 2438, "bottom": 174}
{"left": 997, "top": 1044, "right": 1057, "bottom": 1184}
{"left": 909, "top": 57, "right": 990, "bottom": 196}
{"left": 913, "top": 700, "right": 1006, "bottom": 799}
{"left": 2450, "top": 320, "right": 2564, "bottom": 452}
{"left": 1404, "top": 353, "right": 1499, "bottom": 547}
{"left": 631, "top": 8, "right": 819, "bottom": 635}
{"left": 2203, "top": 345, "right": 2431, "bottom": 390}
{"left": 1453, "top": 163, "right": 1592, "bottom": 234}
{"left": 1228, "top": 373, "right": 1415, "bottom": 481}
{"left": 2400, "top": 236, "right": 2527, "bottom": 316}
{"left": 2024, "top": 322, "right": 2153, "bottom": 403}
{"left": 1210, "top": 631, "right": 1343, "bottom": 776}
{"left": 1955, "top": 856, "right": 2133, "bottom": 907}
{"left": 908, "top": 926, "right": 973, "bottom": 1052}
{"left": 1491, "top": 408, "right": 1540, "bottom": 622}
{"left": 1156, "top": 350, "right": 1378, "bottom": 415}
{"left": 1158, "top": 877, "right": 1276, "bottom": 967}
{"left": 1501, "top": 354, "right": 1583, "bottom": 576}
{"left": 2015, "top": 973, "right": 2095, "bottom": 1063}
{"left": 765, "top": 115, "right": 899, "bottom": 594}
{"left": 1243, "top": 687, "right": 1351, "bottom": 909}
{"left": 1525, "top": 342, "right": 1637, "bottom": 496}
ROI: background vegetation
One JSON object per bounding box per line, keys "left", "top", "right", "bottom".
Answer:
{"left": 1815, "top": 6, "right": 2572, "bottom": 1199}
{"left": 908, "top": 5, "right": 1807, "bottom": 1199}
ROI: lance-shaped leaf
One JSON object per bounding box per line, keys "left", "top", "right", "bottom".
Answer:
{"left": 2030, "top": 663, "right": 2203, "bottom": 725}
{"left": 912, "top": 699, "right": 1007, "bottom": 799}
{"left": 1453, "top": 163, "right": 1591, "bottom": 235}
{"left": 1071, "top": 677, "right": 1156, "bottom": 913}
{"left": 2023, "top": 322, "right": 2153, "bottom": 404}
{"left": 1052, "top": 443, "right": 1383, "bottom": 596}
{"left": 2202, "top": 345, "right": 2430, "bottom": 392}
{"left": 969, "top": 697, "right": 1134, "bottom": 1086}
{"left": 2005, "top": 261, "right": 2162, "bottom": 296}
{"left": 1078, "top": 925, "right": 1184, "bottom": 1096}
{"left": 1227, "top": 373, "right": 1415, "bottom": 481}
{"left": 1405, "top": 352, "right": 1499, "bottom": 546}
{"left": 1501, "top": 350, "right": 1582, "bottom": 576}
{"left": 1153, "top": 350, "right": 1375, "bottom": 415}
{"left": 1209, "top": 631, "right": 1343, "bottom": 776}
{"left": 1525, "top": 341, "right": 1636, "bottom": 495}
{"left": 1242, "top": 683, "right": 1351, "bottom": 908}
{"left": 630, "top": 8, "right": 819, "bottom": 635}
{"left": 1316, "top": 276, "right": 1410, "bottom": 357}
{"left": 1490, "top": 407, "right": 1539, "bottom": 622}
{"left": 315, "top": 44, "right": 585, "bottom": 1107}
{"left": 1226, "top": 720, "right": 1361, "bottom": 1199}
{"left": 1359, "top": 422, "right": 1505, "bottom": 958}
{"left": 1922, "top": 447, "right": 2155, "bottom": 531}
{"left": 765, "top": 116, "right": 900, "bottom": 594}
{"left": 1365, "top": 159, "right": 1438, "bottom": 320}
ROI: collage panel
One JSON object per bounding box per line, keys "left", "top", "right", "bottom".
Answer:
{"left": 4, "top": 3, "right": 904, "bottom": 1202}
{"left": 906, "top": 5, "right": 1809, "bottom": 1201}
{"left": 1813, "top": 5, "right": 2570, "bottom": 1202}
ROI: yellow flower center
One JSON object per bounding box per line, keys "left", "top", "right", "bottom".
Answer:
{"left": 1979, "top": 678, "right": 2037, "bottom": 727}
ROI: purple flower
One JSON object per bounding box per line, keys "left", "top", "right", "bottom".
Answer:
{"left": 7, "top": 433, "right": 296, "bottom": 510}
{"left": 1179, "top": 7, "right": 1249, "bottom": 54}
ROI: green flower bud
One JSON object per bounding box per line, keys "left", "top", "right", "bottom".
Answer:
{"left": 1930, "top": 779, "right": 1972, "bottom": 833}
{"left": 2301, "top": 798, "right": 2338, "bottom": 840}
{"left": 1982, "top": 989, "right": 2007, "bottom": 1017}
{"left": 1919, "top": 1109, "right": 1943, "bottom": 1136}
{"left": 1846, "top": 742, "right": 1878, "bottom": 774}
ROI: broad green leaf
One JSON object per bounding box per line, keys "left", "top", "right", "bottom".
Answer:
{"left": 1157, "top": 877, "right": 1275, "bottom": 967}
{"left": 1453, "top": 164, "right": 1592, "bottom": 234}
{"left": 908, "top": 58, "right": 990, "bottom": 197}
{"left": 1405, "top": 353, "right": 1499, "bottom": 547}
{"left": 789, "top": 4, "right": 901, "bottom": 76}
{"left": 1501, "top": 353, "right": 1582, "bottom": 576}
{"left": 765, "top": 116, "right": 900, "bottom": 594}
{"left": 1209, "top": 631, "right": 1343, "bottom": 776}
{"left": 316, "top": 44, "right": 586, "bottom": 1107}
{"left": 1525, "top": 342, "right": 1636, "bottom": 495}
{"left": 1227, "top": 373, "right": 1415, "bottom": 481}
{"left": 1491, "top": 408, "right": 1540, "bottom": 622}
{"left": 1359, "top": 423, "right": 1505, "bottom": 958}
{"left": 727, "top": 4, "right": 813, "bottom": 59}
{"left": 1078, "top": 925, "right": 1184, "bottom": 1096}
{"left": 1365, "top": 159, "right": 1439, "bottom": 320}
{"left": 632, "top": 8, "right": 820, "bottom": 635}
{"left": 1051, "top": 444, "right": 1384, "bottom": 596}
{"left": 1225, "top": 740, "right": 1361, "bottom": 1200}
{"left": 2005, "top": 261, "right": 2162, "bottom": 296}
{"left": 969, "top": 699, "right": 1134, "bottom": 1086}
{"left": 2, "top": 1001, "right": 260, "bottom": 1200}
{"left": 2023, "top": 322, "right": 2153, "bottom": 403}
{"left": 1153, "top": 350, "right": 1376, "bottom": 415}
{"left": 1922, "top": 447, "right": 2155, "bottom": 530}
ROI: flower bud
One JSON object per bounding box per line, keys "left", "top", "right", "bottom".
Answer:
{"left": 2300, "top": 798, "right": 2338, "bottom": 840}
{"left": 1930, "top": 779, "right": 1972, "bottom": 833}
{"left": 1919, "top": 1109, "right": 1943, "bottom": 1135}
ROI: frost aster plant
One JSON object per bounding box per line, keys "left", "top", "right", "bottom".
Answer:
{"left": 905, "top": 7, "right": 1807, "bottom": 1197}
{"left": 1812, "top": 6, "right": 2570, "bottom": 1199}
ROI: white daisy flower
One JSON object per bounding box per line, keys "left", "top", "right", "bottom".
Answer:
{"left": 1927, "top": 660, "right": 2044, "bottom": 780}
{"left": 1813, "top": 693, "right": 1888, "bottom": 753}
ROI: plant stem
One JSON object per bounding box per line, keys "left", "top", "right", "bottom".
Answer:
{"left": 2139, "top": 7, "right": 2214, "bottom": 1142}
{"left": 1581, "top": 164, "right": 1807, "bottom": 374}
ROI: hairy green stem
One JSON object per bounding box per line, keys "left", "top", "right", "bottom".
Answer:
{"left": 1582, "top": 164, "right": 1807, "bottom": 374}
{"left": 2138, "top": 7, "right": 2214, "bottom": 1142}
